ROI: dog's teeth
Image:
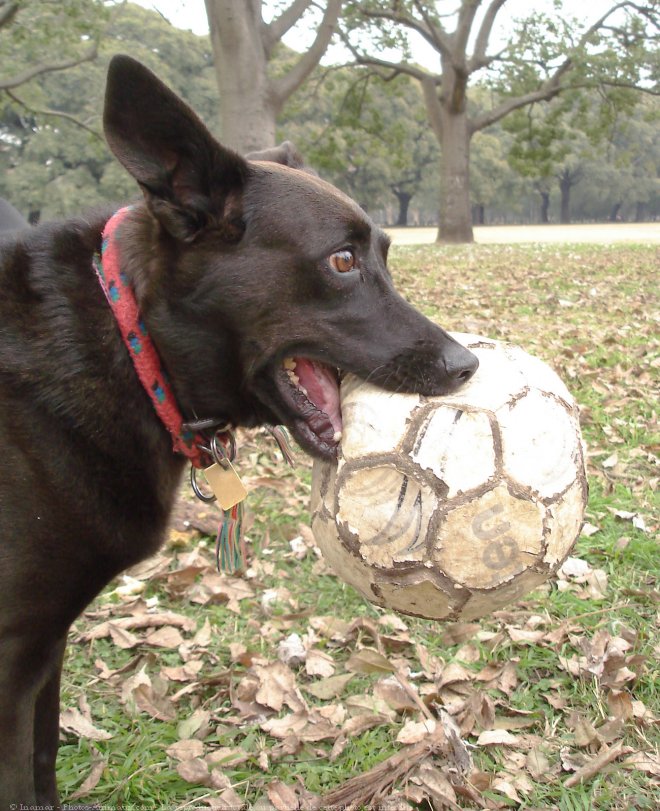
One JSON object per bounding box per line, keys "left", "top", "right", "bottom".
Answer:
{"left": 283, "top": 357, "right": 297, "bottom": 371}
{"left": 333, "top": 431, "right": 342, "bottom": 442}
{"left": 287, "top": 370, "right": 300, "bottom": 386}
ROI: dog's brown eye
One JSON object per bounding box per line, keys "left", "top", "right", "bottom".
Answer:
{"left": 329, "top": 249, "right": 356, "bottom": 273}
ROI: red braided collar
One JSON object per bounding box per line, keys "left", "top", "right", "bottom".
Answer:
{"left": 93, "top": 207, "right": 208, "bottom": 468}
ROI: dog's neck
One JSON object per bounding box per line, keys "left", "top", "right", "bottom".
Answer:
{"left": 93, "top": 206, "right": 211, "bottom": 468}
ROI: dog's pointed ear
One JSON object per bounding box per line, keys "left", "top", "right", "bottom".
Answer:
{"left": 103, "top": 55, "right": 248, "bottom": 242}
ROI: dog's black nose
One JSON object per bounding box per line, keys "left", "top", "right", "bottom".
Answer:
{"left": 444, "top": 344, "right": 479, "bottom": 385}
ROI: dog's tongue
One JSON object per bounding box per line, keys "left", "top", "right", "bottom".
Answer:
{"left": 293, "top": 358, "right": 342, "bottom": 435}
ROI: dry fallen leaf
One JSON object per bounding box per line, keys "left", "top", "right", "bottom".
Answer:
{"left": 80, "top": 610, "right": 196, "bottom": 642}
{"left": 564, "top": 741, "right": 632, "bottom": 788}
{"left": 305, "top": 672, "right": 354, "bottom": 700}
{"left": 177, "top": 708, "right": 212, "bottom": 740}
{"left": 305, "top": 648, "right": 336, "bottom": 678}
{"left": 261, "top": 709, "right": 339, "bottom": 742}
{"left": 144, "top": 625, "right": 185, "bottom": 649}
{"left": 267, "top": 779, "right": 299, "bottom": 811}
{"left": 396, "top": 718, "right": 437, "bottom": 744}
{"left": 346, "top": 648, "right": 395, "bottom": 674}
{"left": 373, "top": 677, "right": 420, "bottom": 714}
{"left": 208, "top": 787, "right": 248, "bottom": 810}
{"left": 438, "top": 661, "right": 473, "bottom": 688}
{"left": 526, "top": 747, "right": 550, "bottom": 780}
{"left": 621, "top": 751, "right": 660, "bottom": 778}
{"left": 475, "top": 729, "right": 519, "bottom": 746}
{"left": 166, "top": 739, "right": 205, "bottom": 761}
{"left": 190, "top": 571, "right": 254, "bottom": 612}
{"left": 59, "top": 707, "right": 112, "bottom": 741}
{"left": 254, "top": 661, "right": 307, "bottom": 713}
{"left": 66, "top": 753, "right": 106, "bottom": 800}
{"left": 108, "top": 624, "right": 140, "bottom": 649}
{"left": 177, "top": 757, "right": 211, "bottom": 786}
{"left": 161, "top": 659, "right": 203, "bottom": 682}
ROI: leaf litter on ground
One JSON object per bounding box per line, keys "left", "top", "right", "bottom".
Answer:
{"left": 58, "top": 244, "right": 658, "bottom": 810}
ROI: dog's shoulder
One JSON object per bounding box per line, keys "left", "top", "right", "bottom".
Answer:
{"left": 0, "top": 208, "right": 116, "bottom": 366}
{"left": 0, "top": 208, "right": 115, "bottom": 286}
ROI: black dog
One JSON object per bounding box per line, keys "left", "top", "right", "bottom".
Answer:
{"left": 0, "top": 55, "right": 477, "bottom": 807}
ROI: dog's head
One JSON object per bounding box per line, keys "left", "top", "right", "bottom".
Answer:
{"left": 103, "top": 55, "right": 478, "bottom": 459}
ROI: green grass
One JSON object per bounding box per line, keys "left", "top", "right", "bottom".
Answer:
{"left": 58, "top": 243, "right": 658, "bottom": 810}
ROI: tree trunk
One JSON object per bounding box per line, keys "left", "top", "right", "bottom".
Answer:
{"left": 420, "top": 65, "right": 473, "bottom": 244}
{"left": 558, "top": 171, "right": 572, "bottom": 225}
{"left": 437, "top": 100, "right": 473, "bottom": 243}
{"left": 205, "top": 0, "right": 341, "bottom": 155}
{"left": 609, "top": 202, "right": 622, "bottom": 222}
{"left": 437, "top": 100, "right": 474, "bottom": 242}
{"left": 634, "top": 201, "right": 645, "bottom": 222}
{"left": 205, "top": 0, "right": 277, "bottom": 152}
{"left": 472, "top": 203, "right": 485, "bottom": 225}
{"left": 393, "top": 190, "right": 412, "bottom": 226}
{"left": 539, "top": 190, "right": 550, "bottom": 224}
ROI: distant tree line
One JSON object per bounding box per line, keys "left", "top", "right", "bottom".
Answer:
{"left": 1, "top": 1, "right": 657, "bottom": 234}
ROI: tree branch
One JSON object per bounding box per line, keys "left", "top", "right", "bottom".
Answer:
{"left": 454, "top": 0, "right": 484, "bottom": 65}
{"left": 420, "top": 74, "right": 444, "bottom": 140}
{"left": 3, "top": 88, "right": 103, "bottom": 140}
{"left": 411, "top": 0, "right": 453, "bottom": 56}
{"left": 599, "top": 80, "right": 660, "bottom": 95}
{"left": 358, "top": 2, "right": 453, "bottom": 59}
{"left": 0, "top": 1, "right": 19, "bottom": 29}
{"left": 574, "top": 1, "right": 657, "bottom": 50}
{"left": 471, "top": 84, "right": 563, "bottom": 132}
{"left": 270, "top": 0, "right": 343, "bottom": 104}
{"left": 471, "top": 0, "right": 658, "bottom": 132}
{"left": 262, "top": 0, "right": 313, "bottom": 56}
{"left": 470, "top": 0, "right": 509, "bottom": 70}
{"left": 0, "top": 43, "right": 98, "bottom": 91}
{"left": 345, "top": 39, "right": 441, "bottom": 85}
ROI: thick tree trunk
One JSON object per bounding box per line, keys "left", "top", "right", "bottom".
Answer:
{"left": 437, "top": 103, "right": 473, "bottom": 243}
{"left": 205, "top": 0, "right": 341, "bottom": 155}
{"left": 393, "top": 190, "right": 412, "bottom": 226}
{"left": 539, "top": 191, "right": 550, "bottom": 224}
{"left": 205, "top": 0, "right": 277, "bottom": 152}
{"left": 420, "top": 66, "right": 473, "bottom": 244}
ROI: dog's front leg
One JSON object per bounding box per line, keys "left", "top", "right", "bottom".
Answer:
{"left": 0, "top": 634, "right": 41, "bottom": 806}
{"left": 33, "top": 636, "right": 67, "bottom": 807}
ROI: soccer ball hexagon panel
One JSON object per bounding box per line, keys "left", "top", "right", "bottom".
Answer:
{"left": 311, "top": 333, "right": 588, "bottom": 621}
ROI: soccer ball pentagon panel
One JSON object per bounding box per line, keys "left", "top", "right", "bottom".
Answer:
{"left": 310, "top": 333, "right": 587, "bottom": 621}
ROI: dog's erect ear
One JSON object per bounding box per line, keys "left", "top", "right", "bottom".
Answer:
{"left": 103, "top": 55, "right": 248, "bottom": 242}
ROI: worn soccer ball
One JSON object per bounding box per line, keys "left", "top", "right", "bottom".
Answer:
{"left": 310, "top": 333, "right": 587, "bottom": 621}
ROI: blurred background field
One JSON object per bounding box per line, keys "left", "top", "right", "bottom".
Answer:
{"left": 387, "top": 223, "right": 660, "bottom": 245}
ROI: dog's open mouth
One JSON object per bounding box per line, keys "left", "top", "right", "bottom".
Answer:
{"left": 277, "top": 357, "right": 342, "bottom": 457}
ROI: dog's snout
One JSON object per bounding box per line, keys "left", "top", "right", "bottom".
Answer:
{"left": 444, "top": 344, "right": 479, "bottom": 385}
